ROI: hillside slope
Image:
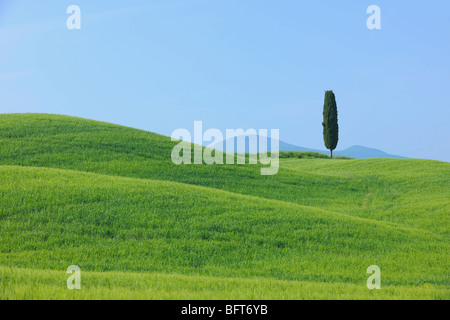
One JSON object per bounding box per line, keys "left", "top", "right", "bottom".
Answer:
{"left": 0, "top": 113, "right": 448, "bottom": 299}
{"left": 0, "top": 114, "right": 448, "bottom": 235}
{"left": 0, "top": 166, "right": 448, "bottom": 285}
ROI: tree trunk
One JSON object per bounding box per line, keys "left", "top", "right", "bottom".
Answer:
{"left": 330, "top": 149, "right": 333, "bottom": 159}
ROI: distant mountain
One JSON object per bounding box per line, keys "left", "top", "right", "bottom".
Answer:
{"left": 333, "top": 145, "right": 407, "bottom": 159}
{"left": 278, "top": 141, "right": 324, "bottom": 154}
{"left": 209, "top": 135, "right": 407, "bottom": 159}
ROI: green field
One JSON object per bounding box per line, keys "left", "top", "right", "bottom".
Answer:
{"left": 0, "top": 113, "right": 449, "bottom": 299}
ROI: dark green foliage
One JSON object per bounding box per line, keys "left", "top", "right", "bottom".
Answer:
{"left": 322, "top": 90, "right": 339, "bottom": 158}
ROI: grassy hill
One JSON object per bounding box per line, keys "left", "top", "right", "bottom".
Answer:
{"left": 0, "top": 113, "right": 448, "bottom": 299}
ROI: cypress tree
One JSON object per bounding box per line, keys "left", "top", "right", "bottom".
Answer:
{"left": 322, "top": 90, "right": 339, "bottom": 158}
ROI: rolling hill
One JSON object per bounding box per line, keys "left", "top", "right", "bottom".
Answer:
{"left": 0, "top": 113, "right": 448, "bottom": 299}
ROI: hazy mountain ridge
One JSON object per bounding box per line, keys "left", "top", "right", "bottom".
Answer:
{"left": 210, "top": 135, "right": 407, "bottom": 159}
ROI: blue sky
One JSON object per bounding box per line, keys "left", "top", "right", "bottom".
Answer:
{"left": 1, "top": 0, "right": 449, "bottom": 161}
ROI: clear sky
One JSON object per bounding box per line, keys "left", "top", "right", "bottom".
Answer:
{"left": 1, "top": 0, "right": 449, "bottom": 161}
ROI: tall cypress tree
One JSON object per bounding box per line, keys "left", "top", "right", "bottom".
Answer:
{"left": 322, "top": 90, "right": 339, "bottom": 158}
